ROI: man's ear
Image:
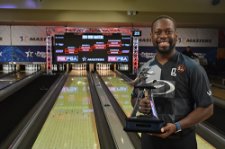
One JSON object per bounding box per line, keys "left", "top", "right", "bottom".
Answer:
{"left": 174, "top": 32, "right": 178, "bottom": 42}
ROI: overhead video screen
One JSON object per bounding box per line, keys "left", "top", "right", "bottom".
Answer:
{"left": 53, "top": 33, "right": 131, "bottom": 63}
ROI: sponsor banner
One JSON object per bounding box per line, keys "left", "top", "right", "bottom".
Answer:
{"left": 81, "top": 57, "right": 105, "bottom": 62}
{"left": 137, "top": 27, "right": 218, "bottom": 47}
{"left": 57, "top": 56, "right": 79, "bottom": 62}
{"left": 1, "top": 26, "right": 218, "bottom": 47}
{"left": 138, "top": 47, "right": 156, "bottom": 62}
{"left": 46, "top": 26, "right": 131, "bottom": 35}
{"left": 108, "top": 56, "right": 129, "bottom": 62}
{"left": 0, "top": 46, "right": 13, "bottom": 62}
{"left": 0, "top": 46, "right": 46, "bottom": 62}
{"left": 139, "top": 46, "right": 217, "bottom": 65}
{"left": 11, "top": 26, "right": 47, "bottom": 46}
{"left": 0, "top": 26, "right": 11, "bottom": 45}
{"left": 176, "top": 28, "right": 218, "bottom": 47}
{"left": 13, "top": 46, "right": 46, "bottom": 62}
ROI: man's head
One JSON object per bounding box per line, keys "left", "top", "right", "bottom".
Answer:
{"left": 151, "top": 15, "right": 177, "bottom": 56}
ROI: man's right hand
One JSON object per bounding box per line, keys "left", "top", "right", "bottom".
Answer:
{"left": 138, "top": 96, "right": 151, "bottom": 114}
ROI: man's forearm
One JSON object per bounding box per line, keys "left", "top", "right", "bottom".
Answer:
{"left": 179, "top": 104, "right": 213, "bottom": 129}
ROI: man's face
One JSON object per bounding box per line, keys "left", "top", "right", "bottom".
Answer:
{"left": 151, "top": 19, "right": 177, "bottom": 55}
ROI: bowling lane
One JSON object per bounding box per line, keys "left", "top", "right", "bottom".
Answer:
{"left": 0, "top": 71, "right": 36, "bottom": 90}
{"left": 98, "top": 70, "right": 134, "bottom": 117}
{"left": 98, "top": 70, "right": 215, "bottom": 149}
{"left": 32, "top": 70, "right": 100, "bottom": 149}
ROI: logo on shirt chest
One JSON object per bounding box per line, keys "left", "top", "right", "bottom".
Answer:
{"left": 177, "top": 64, "right": 186, "bottom": 73}
{"left": 171, "top": 68, "right": 177, "bottom": 76}
{"left": 171, "top": 64, "right": 186, "bottom": 76}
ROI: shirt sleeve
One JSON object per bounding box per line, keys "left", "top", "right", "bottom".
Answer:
{"left": 189, "top": 64, "right": 213, "bottom": 107}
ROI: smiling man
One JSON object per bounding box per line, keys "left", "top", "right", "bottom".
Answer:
{"left": 131, "top": 15, "right": 213, "bottom": 149}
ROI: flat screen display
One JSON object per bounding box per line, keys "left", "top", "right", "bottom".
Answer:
{"left": 53, "top": 33, "right": 131, "bottom": 63}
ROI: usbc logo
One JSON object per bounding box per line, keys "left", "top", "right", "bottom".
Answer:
{"left": 108, "top": 56, "right": 129, "bottom": 62}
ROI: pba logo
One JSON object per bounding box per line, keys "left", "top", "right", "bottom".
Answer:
{"left": 57, "top": 56, "right": 78, "bottom": 62}
{"left": 108, "top": 56, "right": 129, "bottom": 62}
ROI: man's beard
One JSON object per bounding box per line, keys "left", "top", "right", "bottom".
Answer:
{"left": 154, "top": 38, "right": 175, "bottom": 56}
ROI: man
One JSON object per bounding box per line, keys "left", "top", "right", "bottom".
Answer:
{"left": 131, "top": 15, "right": 213, "bottom": 149}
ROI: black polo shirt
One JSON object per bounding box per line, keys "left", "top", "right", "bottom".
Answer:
{"left": 132, "top": 51, "right": 213, "bottom": 123}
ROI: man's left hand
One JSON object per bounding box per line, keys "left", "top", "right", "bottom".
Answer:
{"left": 149, "top": 123, "right": 176, "bottom": 139}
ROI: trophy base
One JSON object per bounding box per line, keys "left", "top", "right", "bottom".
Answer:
{"left": 124, "top": 115, "right": 165, "bottom": 133}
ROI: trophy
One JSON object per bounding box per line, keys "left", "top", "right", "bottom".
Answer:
{"left": 124, "top": 68, "right": 165, "bottom": 133}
